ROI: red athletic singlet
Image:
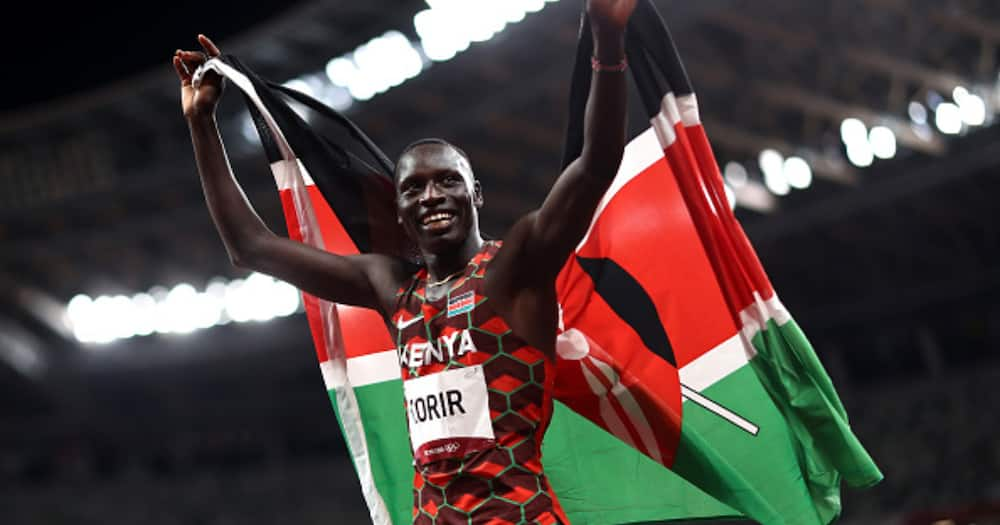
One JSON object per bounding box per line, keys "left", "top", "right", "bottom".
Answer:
{"left": 392, "top": 241, "right": 568, "bottom": 525}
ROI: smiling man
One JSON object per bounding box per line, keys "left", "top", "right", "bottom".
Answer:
{"left": 175, "top": 1, "right": 636, "bottom": 523}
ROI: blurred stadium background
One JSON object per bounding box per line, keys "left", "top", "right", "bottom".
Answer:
{"left": 1, "top": 0, "right": 999, "bottom": 523}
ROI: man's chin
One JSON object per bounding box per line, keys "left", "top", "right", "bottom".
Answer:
{"left": 416, "top": 227, "right": 466, "bottom": 253}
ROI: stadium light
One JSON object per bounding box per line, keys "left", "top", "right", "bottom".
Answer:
{"left": 65, "top": 273, "right": 304, "bottom": 345}
{"left": 783, "top": 156, "right": 812, "bottom": 190}
{"left": 952, "top": 86, "right": 986, "bottom": 127}
{"left": 236, "top": 0, "right": 560, "bottom": 143}
{"left": 935, "top": 102, "right": 963, "bottom": 135}
{"left": 758, "top": 149, "right": 789, "bottom": 196}
{"left": 841, "top": 117, "right": 897, "bottom": 167}
{"left": 846, "top": 141, "right": 874, "bottom": 168}
{"left": 415, "top": 0, "right": 556, "bottom": 62}
{"left": 839, "top": 118, "right": 868, "bottom": 146}
{"left": 908, "top": 101, "right": 928, "bottom": 125}
{"left": 868, "top": 126, "right": 897, "bottom": 160}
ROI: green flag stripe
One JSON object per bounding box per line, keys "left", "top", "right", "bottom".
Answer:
{"left": 331, "top": 379, "right": 412, "bottom": 525}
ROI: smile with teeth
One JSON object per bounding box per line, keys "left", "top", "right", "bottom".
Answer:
{"left": 421, "top": 212, "right": 456, "bottom": 228}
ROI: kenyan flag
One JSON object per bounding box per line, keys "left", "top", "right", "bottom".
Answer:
{"left": 539, "top": 6, "right": 882, "bottom": 523}
{"left": 195, "top": 2, "right": 881, "bottom": 522}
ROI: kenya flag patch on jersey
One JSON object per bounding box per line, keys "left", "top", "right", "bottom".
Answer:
{"left": 447, "top": 291, "right": 476, "bottom": 317}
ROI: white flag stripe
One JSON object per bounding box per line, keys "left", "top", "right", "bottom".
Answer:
{"left": 662, "top": 93, "right": 683, "bottom": 127}
{"left": 346, "top": 350, "right": 402, "bottom": 387}
{"left": 676, "top": 94, "right": 701, "bottom": 127}
{"left": 650, "top": 110, "right": 677, "bottom": 148}
{"left": 739, "top": 292, "right": 793, "bottom": 346}
{"left": 272, "top": 158, "right": 317, "bottom": 191}
{"left": 679, "top": 333, "right": 748, "bottom": 392}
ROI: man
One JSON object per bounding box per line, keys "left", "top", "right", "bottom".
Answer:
{"left": 173, "top": 1, "right": 636, "bottom": 522}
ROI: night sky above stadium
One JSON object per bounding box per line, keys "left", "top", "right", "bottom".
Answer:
{"left": 0, "top": 0, "right": 302, "bottom": 113}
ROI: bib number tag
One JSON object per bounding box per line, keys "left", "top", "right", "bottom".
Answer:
{"left": 403, "top": 365, "right": 495, "bottom": 464}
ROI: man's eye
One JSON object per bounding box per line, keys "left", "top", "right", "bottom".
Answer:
{"left": 443, "top": 174, "right": 462, "bottom": 184}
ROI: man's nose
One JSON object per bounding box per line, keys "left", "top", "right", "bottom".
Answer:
{"left": 419, "top": 182, "right": 445, "bottom": 205}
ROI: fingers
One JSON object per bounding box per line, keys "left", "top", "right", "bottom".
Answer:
{"left": 198, "top": 34, "right": 221, "bottom": 57}
{"left": 172, "top": 55, "right": 192, "bottom": 85}
{"left": 173, "top": 35, "right": 220, "bottom": 87}
{"left": 176, "top": 49, "right": 207, "bottom": 63}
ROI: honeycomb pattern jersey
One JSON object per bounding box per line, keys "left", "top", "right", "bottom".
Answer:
{"left": 392, "top": 241, "right": 568, "bottom": 525}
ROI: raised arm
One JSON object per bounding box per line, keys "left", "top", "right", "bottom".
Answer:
{"left": 173, "top": 36, "right": 403, "bottom": 313}
{"left": 518, "top": 0, "right": 635, "bottom": 278}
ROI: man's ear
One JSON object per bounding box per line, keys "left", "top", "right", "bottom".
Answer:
{"left": 473, "top": 180, "right": 484, "bottom": 208}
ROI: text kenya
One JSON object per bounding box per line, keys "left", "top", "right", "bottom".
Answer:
{"left": 399, "top": 329, "right": 478, "bottom": 367}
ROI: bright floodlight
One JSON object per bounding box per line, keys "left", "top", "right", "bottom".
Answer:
{"left": 840, "top": 118, "right": 868, "bottom": 146}
{"left": 952, "top": 85, "right": 969, "bottom": 104}
{"left": 868, "top": 126, "right": 897, "bottom": 160}
{"left": 272, "top": 280, "right": 302, "bottom": 318}
{"left": 192, "top": 289, "right": 223, "bottom": 330}
{"left": 783, "top": 157, "right": 813, "bottom": 190}
{"left": 415, "top": 8, "right": 468, "bottom": 62}
{"left": 958, "top": 92, "right": 986, "bottom": 126}
{"left": 131, "top": 293, "right": 157, "bottom": 337}
{"left": 846, "top": 141, "right": 874, "bottom": 168}
{"left": 67, "top": 294, "right": 96, "bottom": 343}
{"left": 763, "top": 170, "right": 790, "bottom": 196}
{"left": 759, "top": 149, "right": 788, "bottom": 196}
{"left": 149, "top": 286, "right": 173, "bottom": 334}
{"left": 242, "top": 273, "right": 279, "bottom": 322}
{"left": 353, "top": 31, "right": 423, "bottom": 96}
{"left": 67, "top": 294, "right": 93, "bottom": 324}
{"left": 935, "top": 102, "right": 963, "bottom": 135}
{"left": 467, "top": 4, "right": 507, "bottom": 42}
{"left": 724, "top": 161, "right": 748, "bottom": 188}
{"left": 325, "top": 57, "right": 357, "bottom": 87}
{"left": 109, "top": 295, "right": 137, "bottom": 340}
{"left": 91, "top": 296, "right": 120, "bottom": 344}
{"left": 68, "top": 273, "right": 306, "bottom": 345}
{"left": 908, "top": 101, "right": 928, "bottom": 125}
{"left": 502, "top": 1, "right": 528, "bottom": 22}
{"left": 520, "top": 0, "right": 546, "bottom": 12}
{"left": 224, "top": 278, "right": 252, "bottom": 323}
{"left": 757, "top": 149, "right": 784, "bottom": 177}
{"left": 165, "top": 283, "right": 201, "bottom": 334}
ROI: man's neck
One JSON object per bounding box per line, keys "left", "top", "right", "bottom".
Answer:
{"left": 422, "top": 233, "right": 485, "bottom": 282}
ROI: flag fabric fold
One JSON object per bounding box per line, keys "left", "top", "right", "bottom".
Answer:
{"left": 195, "top": 3, "right": 880, "bottom": 523}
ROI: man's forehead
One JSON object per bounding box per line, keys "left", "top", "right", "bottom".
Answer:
{"left": 398, "top": 144, "right": 473, "bottom": 180}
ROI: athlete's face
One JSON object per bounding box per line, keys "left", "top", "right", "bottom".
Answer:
{"left": 395, "top": 144, "right": 483, "bottom": 252}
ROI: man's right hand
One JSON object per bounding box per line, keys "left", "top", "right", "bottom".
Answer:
{"left": 173, "top": 34, "right": 224, "bottom": 119}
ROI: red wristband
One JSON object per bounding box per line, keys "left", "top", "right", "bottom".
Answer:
{"left": 591, "top": 56, "right": 628, "bottom": 73}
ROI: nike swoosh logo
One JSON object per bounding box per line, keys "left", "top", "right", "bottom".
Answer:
{"left": 395, "top": 314, "right": 424, "bottom": 331}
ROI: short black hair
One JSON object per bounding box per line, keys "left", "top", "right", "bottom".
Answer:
{"left": 394, "top": 138, "right": 471, "bottom": 181}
